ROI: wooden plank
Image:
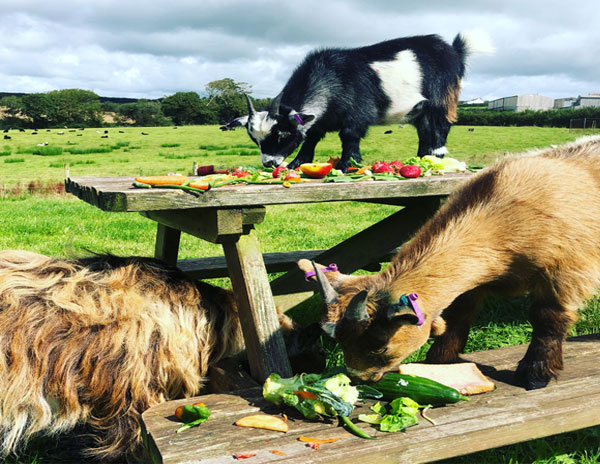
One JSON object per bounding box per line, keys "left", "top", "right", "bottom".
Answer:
{"left": 142, "top": 207, "right": 266, "bottom": 244}
{"left": 141, "top": 335, "right": 600, "bottom": 464}
{"left": 177, "top": 248, "right": 400, "bottom": 279}
{"left": 65, "top": 174, "right": 470, "bottom": 212}
{"left": 270, "top": 197, "right": 443, "bottom": 310}
{"left": 222, "top": 230, "right": 293, "bottom": 382}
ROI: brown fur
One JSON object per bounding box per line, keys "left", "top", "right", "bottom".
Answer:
{"left": 444, "top": 79, "right": 461, "bottom": 123}
{"left": 0, "top": 251, "right": 246, "bottom": 461}
{"left": 301, "top": 135, "right": 600, "bottom": 389}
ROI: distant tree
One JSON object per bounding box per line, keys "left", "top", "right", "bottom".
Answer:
{"left": 0, "top": 95, "right": 26, "bottom": 129}
{"left": 45, "top": 89, "right": 103, "bottom": 127}
{"left": 21, "top": 93, "right": 53, "bottom": 128}
{"left": 161, "top": 91, "right": 204, "bottom": 125}
{"left": 117, "top": 99, "right": 172, "bottom": 126}
{"left": 205, "top": 78, "right": 252, "bottom": 124}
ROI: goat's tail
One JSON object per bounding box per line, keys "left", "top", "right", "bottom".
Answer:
{"left": 453, "top": 29, "right": 496, "bottom": 71}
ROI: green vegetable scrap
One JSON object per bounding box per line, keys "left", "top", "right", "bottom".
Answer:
{"left": 263, "top": 372, "right": 375, "bottom": 439}
{"left": 358, "top": 397, "right": 421, "bottom": 433}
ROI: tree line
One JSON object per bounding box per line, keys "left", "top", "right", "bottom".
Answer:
{"left": 0, "top": 78, "right": 272, "bottom": 129}
{"left": 1, "top": 81, "right": 599, "bottom": 129}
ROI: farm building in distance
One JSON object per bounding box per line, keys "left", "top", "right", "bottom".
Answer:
{"left": 488, "top": 94, "right": 555, "bottom": 112}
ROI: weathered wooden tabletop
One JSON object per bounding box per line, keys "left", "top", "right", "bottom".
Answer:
{"left": 65, "top": 173, "right": 471, "bottom": 212}
{"left": 142, "top": 334, "right": 600, "bottom": 464}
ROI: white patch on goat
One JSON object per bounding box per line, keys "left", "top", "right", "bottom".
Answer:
{"left": 431, "top": 146, "right": 448, "bottom": 156}
{"left": 370, "top": 50, "right": 425, "bottom": 122}
{"left": 248, "top": 111, "right": 277, "bottom": 143}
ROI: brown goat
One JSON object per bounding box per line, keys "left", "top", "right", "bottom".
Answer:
{"left": 301, "top": 135, "right": 600, "bottom": 390}
{"left": 0, "top": 251, "right": 315, "bottom": 461}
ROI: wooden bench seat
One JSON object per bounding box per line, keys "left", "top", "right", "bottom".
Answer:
{"left": 177, "top": 249, "right": 398, "bottom": 279}
{"left": 141, "top": 334, "right": 600, "bottom": 464}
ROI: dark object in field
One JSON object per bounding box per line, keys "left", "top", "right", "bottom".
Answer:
{"left": 0, "top": 251, "right": 322, "bottom": 461}
{"left": 196, "top": 165, "right": 215, "bottom": 176}
{"left": 468, "top": 128, "right": 475, "bottom": 132}
{"left": 225, "top": 31, "right": 493, "bottom": 172}
{"left": 141, "top": 132, "right": 149, "bottom": 135}
{"left": 302, "top": 136, "right": 600, "bottom": 391}
{"left": 3, "top": 135, "right": 10, "bottom": 140}
{"left": 384, "top": 130, "right": 393, "bottom": 134}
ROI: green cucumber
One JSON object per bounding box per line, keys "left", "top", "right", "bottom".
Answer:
{"left": 372, "top": 373, "right": 468, "bottom": 406}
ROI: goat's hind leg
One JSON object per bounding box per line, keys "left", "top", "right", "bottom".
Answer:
{"left": 516, "top": 298, "right": 576, "bottom": 390}
{"left": 426, "top": 289, "right": 483, "bottom": 364}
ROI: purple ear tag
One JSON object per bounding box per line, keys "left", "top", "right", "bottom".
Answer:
{"left": 304, "top": 263, "right": 338, "bottom": 281}
{"left": 400, "top": 293, "right": 425, "bottom": 326}
{"left": 293, "top": 113, "right": 305, "bottom": 126}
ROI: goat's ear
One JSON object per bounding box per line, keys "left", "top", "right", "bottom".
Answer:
{"left": 297, "top": 259, "right": 356, "bottom": 290}
{"left": 289, "top": 112, "right": 315, "bottom": 127}
{"left": 386, "top": 305, "right": 420, "bottom": 325}
{"left": 431, "top": 316, "right": 446, "bottom": 336}
{"left": 221, "top": 115, "right": 248, "bottom": 130}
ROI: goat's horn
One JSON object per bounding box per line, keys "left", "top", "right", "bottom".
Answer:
{"left": 312, "top": 260, "right": 338, "bottom": 306}
{"left": 344, "top": 289, "right": 369, "bottom": 322}
{"left": 245, "top": 93, "right": 256, "bottom": 118}
{"left": 269, "top": 91, "right": 283, "bottom": 116}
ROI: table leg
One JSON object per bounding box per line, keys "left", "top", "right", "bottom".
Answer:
{"left": 154, "top": 223, "right": 181, "bottom": 265}
{"left": 223, "top": 229, "right": 293, "bottom": 381}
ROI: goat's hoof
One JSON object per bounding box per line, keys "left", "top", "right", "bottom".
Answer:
{"left": 515, "top": 368, "right": 550, "bottom": 390}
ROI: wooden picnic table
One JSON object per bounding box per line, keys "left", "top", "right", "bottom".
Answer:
{"left": 141, "top": 334, "right": 600, "bottom": 464}
{"left": 65, "top": 173, "right": 471, "bottom": 383}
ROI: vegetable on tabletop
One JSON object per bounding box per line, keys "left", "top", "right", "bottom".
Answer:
{"left": 299, "top": 162, "right": 333, "bottom": 179}
{"left": 372, "top": 372, "right": 468, "bottom": 406}
{"left": 174, "top": 402, "right": 211, "bottom": 433}
{"left": 263, "top": 372, "right": 375, "bottom": 439}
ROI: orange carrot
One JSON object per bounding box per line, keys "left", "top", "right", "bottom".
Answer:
{"left": 188, "top": 181, "right": 210, "bottom": 190}
{"left": 269, "top": 450, "right": 286, "bottom": 456}
{"left": 293, "top": 390, "right": 318, "bottom": 400}
{"left": 298, "top": 434, "right": 348, "bottom": 444}
{"left": 134, "top": 175, "right": 189, "bottom": 186}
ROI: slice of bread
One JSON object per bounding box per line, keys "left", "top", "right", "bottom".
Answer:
{"left": 398, "top": 362, "right": 495, "bottom": 395}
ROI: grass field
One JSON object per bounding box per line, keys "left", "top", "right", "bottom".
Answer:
{"left": 1, "top": 124, "right": 600, "bottom": 463}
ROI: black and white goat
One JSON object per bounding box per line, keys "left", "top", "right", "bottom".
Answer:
{"left": 227, "top": 31, "right": 493, "bottom": 171}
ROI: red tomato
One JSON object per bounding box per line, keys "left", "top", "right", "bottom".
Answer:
{"left": 231, "top": 168, "right": 251, "bottom": 178}
{"left": 399, "top": 165, "right": 422, "bottom": 178}
{"left": 272, "top": 166, "right": 288, "bottom": 178}
{"left": 371, "top": 161, "right": 394, "bottom": 173}
{"left": 284, "top": 171, "right": 302, "bottom": 182}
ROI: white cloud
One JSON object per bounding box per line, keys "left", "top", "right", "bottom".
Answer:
{"left": 0, "top": 1, "right": 598, "bottom": 100}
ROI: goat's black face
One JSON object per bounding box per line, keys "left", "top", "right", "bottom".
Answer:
{"left": 247, "top": 111, "right": 305, "bottom": 168}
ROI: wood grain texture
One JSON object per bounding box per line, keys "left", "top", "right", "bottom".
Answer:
{"left": 223, "top": 230, "right": 292, "bottom": 381}
{"left": 65, "top": 174, "right": 471, "bottom": 212}
{"left": 142, "top": 334, "right": 600, "bottom": 464}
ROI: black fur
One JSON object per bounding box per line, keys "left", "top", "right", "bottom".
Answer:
{"left": 228, "top": 34, "right": 470, "bottom": 172}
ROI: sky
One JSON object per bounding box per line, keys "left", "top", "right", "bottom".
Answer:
{"left": 0, "top": 1, "right": 598, "bottom": 102}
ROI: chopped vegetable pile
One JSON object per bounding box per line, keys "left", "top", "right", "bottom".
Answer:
{"left": 132, "top": 155, "right": 472, "bottom": 193}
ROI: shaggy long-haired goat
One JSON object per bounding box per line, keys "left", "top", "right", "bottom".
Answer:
{"left": 301, "top": 135, "right": 600, "bottom": 390}
{"left": 0, "top": 251, "right": 313, "bottom": 461}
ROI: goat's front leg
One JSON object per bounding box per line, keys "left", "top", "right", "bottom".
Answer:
{"left": 426, "top": 289, "right": 483, "bottom": 363}
{"left": 515, "top": 299, "right": 575, "bottom": 390}
{"left": 287, "top": 130, "right": 324, "bottom": 170}
{"left": 337, "top": 129, "right": 364, "bottom": 172}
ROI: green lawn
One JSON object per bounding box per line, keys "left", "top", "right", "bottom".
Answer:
{"left": 1, "top": 124, "right": 599, "bottom": 463}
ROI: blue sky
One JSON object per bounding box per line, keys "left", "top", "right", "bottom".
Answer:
{"left": 1, "top": 0, "right": 598, "bottom": 101}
